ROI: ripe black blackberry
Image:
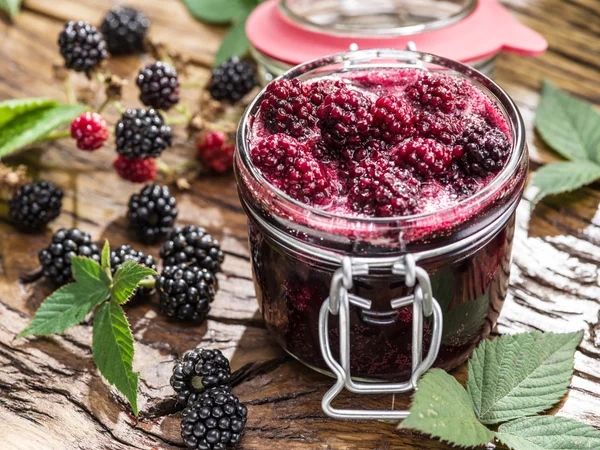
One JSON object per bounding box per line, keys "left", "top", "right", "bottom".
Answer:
{"left": 208, "top": 57, "right": 257, "bottom": 104}
{"left": 457, "top": 124, "right": 511, "bottom": 177}
{"left": 137, "top": 62, "right": 180, "bottom": 110}
{"left": 100, "top": 6, "right": 150, "bottom": 55}
{"left": 115, "top": 109, "right": 172, "bottom": 159}
{"left": 9, "top": 180, "right": 63, "bottom": 231}
{"left": 181, "top": 387, "right": 248, "bottom": 450}
{"left": 160, "top": 226, "right": 224, "bottom": 273}
{"left": 171, "top": 348, "right": 231, "bottom": 405}
{"left": 157, "top": 264, "right": 217, "bottom": 322}
{"left": 38, "top": 228, "right": 100, "bottom": 285}
{"left": 110, "top": 244, "right": 157, "bottom": 298}
{"left": 128, "top": 184, "right": 178, "bottom": 244}
{"left": 58, "top": 21, "right": 107, "bottom": 72}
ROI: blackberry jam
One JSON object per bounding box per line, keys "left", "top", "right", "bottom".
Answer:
{"left": 235, "top": 50, "right": 527, "bottom": 386}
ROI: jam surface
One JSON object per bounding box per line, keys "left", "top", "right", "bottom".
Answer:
{"left": 249, "top": 68, "right": 511, "bottom": 218}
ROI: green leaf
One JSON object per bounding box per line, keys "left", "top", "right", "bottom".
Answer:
{"left": 0, "top": 0, "right": 22, "bottom": 20}
{"left": 92, "top": 300, "right": 139, "bottom": 416}
{"left": 72, "top": 256, "right": 112, "bottom": 291}
{"left": 400, "top": 369, "right": 495, "bottom": 448}
{"left": 0, "top": 103, "right": 86, "bottom": 158}
{"left": 111, "top": 261, "right": 157, "bottom": 304}
{"left": 213, "top": 8, "right": 252, "bottom": 66}
{"left": 531, "top": 161, "right": 600, "bottom": 206}
{"left": 0, "top": 98, "right": 57, "bottom": 128}
{"left": 182, "top": 0, "right": 243, "bottom": 24}
{"left": 467, "top": 331, "right": 582, "bottom": 425}
{"left": 496, "top": 416, "right": 600, "bottom": 450}
{"left": 101, "top": 240, "right": 111, "bottom": 275}
{"left": 535, "top": 80, "right": 600, "bottom": 162}
{"left": 18, "top": 282, "right": 110, "bottom": 337}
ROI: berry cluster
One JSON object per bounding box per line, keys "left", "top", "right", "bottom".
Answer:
{"left": 101, "top": 6, "right": 150, "bottom": 55}
{"left": 252, "top": 71, "right": 512, "bottom": 217}
{"left": 128, "top": 184, "right": 179, "bottom": 243}
{"left": 172, "top": 348, "right": 247, "bottom": 449}
{"left": 208, "top": 57, "right": 257, "bottom": 104}
{"left": 9, "top": 180, "right": 63, "bottom": 231}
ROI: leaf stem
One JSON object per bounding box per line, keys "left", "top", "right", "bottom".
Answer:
{"left": 138, "top": 277, "right": 157, "bottom": 289}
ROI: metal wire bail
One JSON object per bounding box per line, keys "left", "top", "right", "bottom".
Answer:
{"left": 318, "top": 254, "right": 443, "bottom": 420}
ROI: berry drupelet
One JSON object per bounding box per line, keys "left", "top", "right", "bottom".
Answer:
{"left": 114, "top": 155, "right": 157, "bottom": 183}
{"left": 70, "top": 112, "right": 109, "bottom": 151}
{"left": 181, "top": 387, "right": 248, "bottom": 450}
{"left": 38, "top": 228, "right": 100, "bottom": 285}
{"left": 317, "top": 88, "right": 373, "bottom": 149}
{"left": 9, "top": 180, "right": 63, "bottom": 231}
{"left": 208, "top": 57, "right": 257, "bottom": 104}
{"left": 100, "top": 6, "right": 150, "bottom": 55}
{"left": 456, "top": 123, "right": 511, "bottom": 177}
{"left": 58, "top": 21, "right": 107, "bottom": 73}
{"left": 115, "top": 109, "right": 172, "bottom": 160}
{"left": 171, "top": 348, "right": 231, "bottom": 405}
{"left": 259, "top": 79, "right": 316, "bottom": 139}
{"left": 127, "top": 184, "right": 178, "bottom": 243}
{"left": 196, "top": 131, "right": 235, "bottom": 174}
{"left": 160, "top": 226, "right": 225, "bottom": 273}
{"left": 156, "top": 264, "right": 217, "bottom": 322}
{"left": 136, "top": 62, "right": 180, "bottom": 110}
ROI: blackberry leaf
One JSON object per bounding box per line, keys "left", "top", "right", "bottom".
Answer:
{"left": 0, "top": 98, "right": 56, "bottom": 128}
{"left": 92, "top": 300, "right": 139, "bottom": 416}
{"left": 496, "top": 416, "right": 600, "bottom": 450}
{"left": 0, "top": 103, "right": 86, "bottom": 158}
{"left": 536, "top": 80, "right": 600, "bottom": 162}
{"left": 101, "top": 240, "right": 111, "bottom": 274}
{"left": 531, "top": 161, "right": 600, "bottom": 206}
{"left": 400, "top": 369, "right": 495, "bottom": 447}
{"left": 467, "top": 331, "right": 582, "bottom": 425}
{"left": 214, "top": 7, "right": 253, "bottom": 66}
{"left": 72, "top": 255, "right": 111, "bottom": 290}
{"left": 18, "top": 282, "right": 109, "bottom": 337}
{"left": 0, "top": 0, "right": 21, "bottom": 20}
{"left": 182, "top": 0, "right": 243, "bottom": 24}
{"left": 111, "top": 261, "right": 157, "bottom": 304}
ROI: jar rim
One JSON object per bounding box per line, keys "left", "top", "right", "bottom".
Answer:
{"left": 236, "top": 48, "right": 526, "bottom": 227}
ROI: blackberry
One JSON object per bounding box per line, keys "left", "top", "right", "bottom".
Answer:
{"left": 259, "top": 79, "right": 316, "bottom": 139}
{"left": 58, "top": 21, "right": 107, "bottom": 73}
{"left": 114, "top": 156, "right": 157, "bottom": 183}
{"left": 371, "top": 95, "right": 415, "bottom": 144}
{"left": 317, "top": 88, "right": 373, "bottom": 149}
{"left": 137, "top": 62, "right": 180, "bottom": 110}
{"left": 70, "top": 112, "right": 109, "bottom": 151}
{"left": 115, "top": 109, "right": 172, "bottom": 160}
{"left": 128, "top": 184, "right": 178, "bottom": 244}
{"left": 9, "top": 180, "right": 63, "bottom": 231}
{"left": 306, "top": 79, "right": 346, "bottom": 108}
{"left": 171, "top": 348, "right": 231, "bottom": 404}
{"left": 394, "top": 138, "right": 454, "bottom": 177}
{"left": 181, "top": 387, "right": 247, "bottom": 450}
{"left": 407, "top": 73, "right": 466, "bottom": 114}
{"left": 100, "top": 6, "right": 150, "bottom": 55}
{"left": 157, "top": 264, "right": 217, "bottom": 322}
{"left": 251, "top": 135, "right": 331, "bottom": 206}
{"left": 38, "top": 228, "right": 100, "bottom": 285}
{"left": 456, "top": 124, "right": 511, "bottom": 177}
{"left": 414, "top": 112, "right": 462, "bottom": 145}
{"left": 110, "top": 244, "right": 157, "bottom": 299}
{"left": 208, "top": 57, "right": 257, "bottom": 104}
{"left": 160, "top": 226, "right": 224, "bottom": 273}
{"left": 346, "top": 159, "right": 419, "bottom": 218}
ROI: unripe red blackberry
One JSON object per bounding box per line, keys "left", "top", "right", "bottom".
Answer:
{"left": 70, "top": 112, "right": 109, "bottom": 151}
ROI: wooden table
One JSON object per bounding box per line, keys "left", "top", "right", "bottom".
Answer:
{"left": 1, "top": 1, "right": 599, "bottom": 449}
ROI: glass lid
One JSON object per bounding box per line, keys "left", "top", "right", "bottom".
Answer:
{"left": 279, "top": 0, "right": 478, "bottom": 37}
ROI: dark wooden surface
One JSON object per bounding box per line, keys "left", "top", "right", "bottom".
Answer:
{"left": 1, "top": 0, "right": 599, "bottom": 448}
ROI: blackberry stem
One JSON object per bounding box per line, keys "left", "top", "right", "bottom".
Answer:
{"left": 111, "top": 101, "right": 125, "bottom": 114}
{"left": 63, "top": 73, "right": 76, "bottom": 105}
{"left": 96, "top": 98, "right": 110, "bottom": 114}
{"left": 174, "top": 103, "right": 192, "bottom": 121}
{"left": 138, "top": 277, "right": 156, "bottom": 289}
{"left": 41, "top": 130, "right": 71, "bottom": 142}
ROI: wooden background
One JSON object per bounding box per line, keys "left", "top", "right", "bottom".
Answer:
{"left": 0, "top": 0, "right": 599, "bottom": 448}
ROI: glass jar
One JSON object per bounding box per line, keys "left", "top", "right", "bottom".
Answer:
{"left": 235, "top": 49, "right": 527, "bottom": 418}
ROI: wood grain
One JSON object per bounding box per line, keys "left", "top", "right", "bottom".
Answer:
{"left": 1, "top": 0, "right": 599, "bottom": 449}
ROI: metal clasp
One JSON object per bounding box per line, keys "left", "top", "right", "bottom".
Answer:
{"left": 319, "top": 255, "right": 443, "bottom": 420}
